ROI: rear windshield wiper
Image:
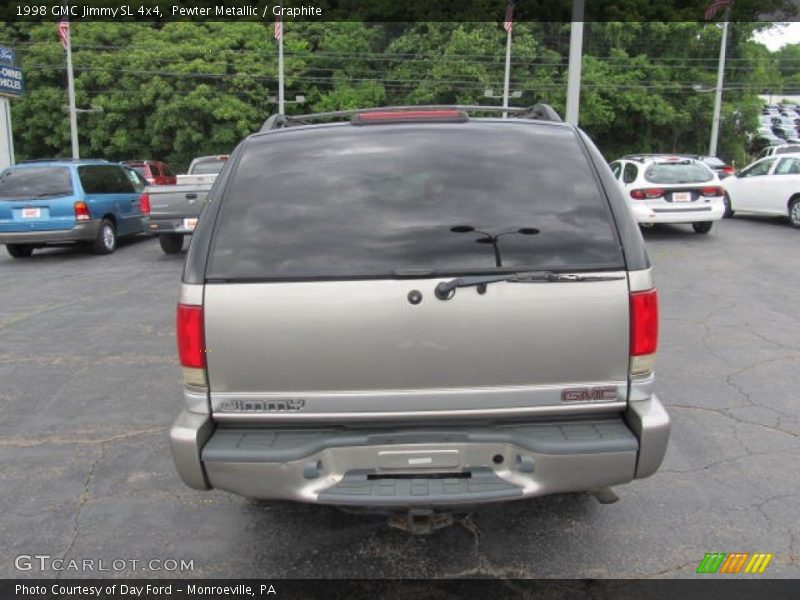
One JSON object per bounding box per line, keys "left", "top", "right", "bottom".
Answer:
{"left": 434, "top": 271, "right": 624, "bottom": 300}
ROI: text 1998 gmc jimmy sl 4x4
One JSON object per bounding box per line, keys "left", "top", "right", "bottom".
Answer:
{"left": 169, "top": 106, "right": 669, "bottom": 519}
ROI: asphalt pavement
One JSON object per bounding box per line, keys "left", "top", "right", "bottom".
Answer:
{"left": 1, "top": 216, "right": 798, "bottom": 579}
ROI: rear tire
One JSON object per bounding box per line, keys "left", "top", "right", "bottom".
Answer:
{"left": 92, "top": 219, "right": 117, "bottom": 254}
{"left": 6, "top": 244, "right": 33, "bottom": 258}
{"left": 692, "top": 221, "right": 713, "bottom": 234}
{"left": 789, "top": 198, "right": 800, "bottom": 228}
{"left": 723, "top": 194, "right": 734, "bottom": 218}
{"left": 158, "top": 233, "right": 184, "bottom": 254}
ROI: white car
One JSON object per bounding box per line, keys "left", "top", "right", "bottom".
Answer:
{"left": 609, "top": 155, "right": 725, "bottom": 234}
{"left": 722, "top": 154, "right": 800, "bottom": 228}
{"left": 757, "top": 143, "right": 800, "bottom": 159}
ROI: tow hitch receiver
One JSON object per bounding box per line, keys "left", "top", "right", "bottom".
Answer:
{"left": 388, "top": 509, "right": 454, "bottom": 535}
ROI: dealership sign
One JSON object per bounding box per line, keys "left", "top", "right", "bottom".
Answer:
{"left": 0, "top": 64, "right": 24, "bottom": 97}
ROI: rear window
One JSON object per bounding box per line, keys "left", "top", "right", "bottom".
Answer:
{"left": 191, "top": 159, "right": 226, "bottom": 174}
{"left": 644, "top": 162, "right": 713, "bottom": 184}
{"left": 78, "top": 165, "right": 136, "bottom": 194}
{"left": 207, "top": 124, "right": 624, "bottom": 280}
{"left": 0, "top": 167, "right": 73, "bottom": 200}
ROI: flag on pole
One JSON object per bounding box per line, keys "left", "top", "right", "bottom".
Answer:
{"left": 503, "top": 0, "right": 515, "bottom": 33}
{"left": 274, "top": 16, "right": 282, "bottom": 40}
{"left": 704, "top": 0, "right": 731, "bottom": 20}
{"left": 57, "top": 20, "right": 69, "bottom": 50}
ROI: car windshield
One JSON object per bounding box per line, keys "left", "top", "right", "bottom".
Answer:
{"left": 191, "top": 160, "right": 226, "bottom": 174}
{"left": 0, "top": 167, "right": 73, "bottom": 200}
{"left": 207, "top": 124, "right": 625, "bottom": 280}
{"left": 644, "top": 162, "right": 713, "bottom": 184}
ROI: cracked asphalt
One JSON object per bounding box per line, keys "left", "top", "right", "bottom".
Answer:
{"left": 1, "top": 216, "right": 798, "bottom": 579}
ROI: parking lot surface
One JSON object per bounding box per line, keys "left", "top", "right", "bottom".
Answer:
{"left": 1, "top": 218, "right": 798, "bottom": 579}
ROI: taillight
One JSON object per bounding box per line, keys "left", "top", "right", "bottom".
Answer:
{"left": 630, "top": 289, "right": 658, "bottom": 376}
{"left": 352, "top": 110, "right": 468, "bottom": 125}
{"left": 630, "top": 188, "right": 665, "bottom": 200}
{"left": 73, "top": 201, "right": 91, "bottom": 221}
{"left": 722, "top": 166, "right": 734, "bottom": 175}
{"left": 177, "top": 304, "right": 206, "bottom": 386}
{"left": 699, "top": 186, "right": 723, "bottom": 197}
{"left": 139, "top": 192, "right": 150, "bottom": 215}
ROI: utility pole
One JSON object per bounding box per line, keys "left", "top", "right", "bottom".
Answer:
{"left": 565, "top": 0, "right": 585, "bottom": 126}
{"left": 275, "top": 14, "right": 284, "bottom": 114}
{"left": 63, "top": 14, "right": 79, "bottom": 159}
{"left": 709, "top": 13, "right": 730, "bottom": 157}
{"left": 501, "top": 1, "right": 515, "bottom": 119}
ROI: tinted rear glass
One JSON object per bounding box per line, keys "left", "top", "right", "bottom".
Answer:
{"left": 644, "top": 162, "right": 713, "bottom": 184}
{"left": 191, "top": 159, "right": 226, "bottom": 174}
{"left": 78, "top": 165, "right": 136, "bottom": 194}
{"left": 0, "top": 167, "right": 73, "bottom": 200}
{"left": 208, "top": 124, "right": 624, "bottom": 280}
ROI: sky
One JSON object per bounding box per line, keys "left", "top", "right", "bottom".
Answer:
{"left": 753, "top": 22, "right": 800, "bottom": 51}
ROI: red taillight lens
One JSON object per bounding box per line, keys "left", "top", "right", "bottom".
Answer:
{"left": 73, "top": 201, "right": 91, "bottom": 221}
{"left": 700, "top": 186, "right": 723, "bottom": 197}
{"left": 139, "top": 192, "right": 150, "bottom": 215}
{"left": 630, "top": 290, "right": 659, "bottom": 357}
{"left": 630, "top": 188, "right": 665, "bottom": 200}
{"left": 177, "top": 304, "right": 205, "bottom": 368}
{"left": 722, "top": 166, "right": 734, "bottom": 175}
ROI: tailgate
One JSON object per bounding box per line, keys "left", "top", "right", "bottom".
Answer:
{"left": 204, "top": 276, "right": 629, "bottom": 420}
{"left": 149, "top": 184, "right": 211, "bottom": 219}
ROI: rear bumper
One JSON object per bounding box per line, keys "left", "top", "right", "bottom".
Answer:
{"left": 630, "top": 199, "right": 725, "bottom": 224}
{"left": 170, "top": 395, "right": 670, "bottom": 506}
{"left": 0, "top": 220, "right": 101, "bottom": 245}
{"left": 148, "top": 217, "right": 196, "bottom": 235}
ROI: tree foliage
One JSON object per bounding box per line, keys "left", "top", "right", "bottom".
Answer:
{"left": 0, "top": 21, "right": 791, "bottom": 170}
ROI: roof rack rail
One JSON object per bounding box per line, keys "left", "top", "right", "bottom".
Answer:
{"left": 259, "top": 104, "right": 562, "bottom": 132}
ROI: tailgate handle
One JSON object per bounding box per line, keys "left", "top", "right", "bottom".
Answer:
{"left": 185, "top": 193, "right": 198, "bottom": 199}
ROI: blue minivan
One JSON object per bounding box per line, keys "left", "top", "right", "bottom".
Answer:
{"left": 0, "top": 159, "right": 150, "bottom": 258}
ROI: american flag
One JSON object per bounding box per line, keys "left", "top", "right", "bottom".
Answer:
{"left": 704, "top": 0, "right": 731, "bottom": 20}
{"left": 57, "top": 20, "right": 69, "bottom": 50}
{"left": 503, "top": 0, "right": 515, "bottom": 34}
{"left": 274, "top": 16, "right": 282, "bottom": 41}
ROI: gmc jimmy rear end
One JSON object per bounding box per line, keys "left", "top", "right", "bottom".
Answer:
{"left": 169, "top": 105, "right": 669, "bottom": 512}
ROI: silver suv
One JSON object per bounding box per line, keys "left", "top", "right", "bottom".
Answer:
{"left": 170, "top": 106, "right": 669, "bottom": 512}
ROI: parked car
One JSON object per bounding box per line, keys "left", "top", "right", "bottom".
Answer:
{"left": 175, "top": 155, "right": 229, "bottom": 186}
{"left": 122, "top": 160, "right": 177, "bottom": 185}
{"left": 147, "top": 179, "right": 215, "bottom": 254}
{"left": 170, "top": 105, "right": 669, "bottom": 515}
{"left": 0, "top": 159, "right": 149, "bottom": 257}
{"left": 722, "top": 154, "right": 800, "bottom": 227}
{"left": 146, "top": 153, "right": 229, "bottom": 254}
{"left": 692, "top": 155, "right": 735, "bottom": 179}
{"left": 609, "top": 155, "right": 725, "bottom": 233}
{"left": 757, "top": 143, "right": 800, "bottom": 159}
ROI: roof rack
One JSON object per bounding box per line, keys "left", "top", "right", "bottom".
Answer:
{"left": 259, "top": 104, "right": 562, "bottom": 132}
